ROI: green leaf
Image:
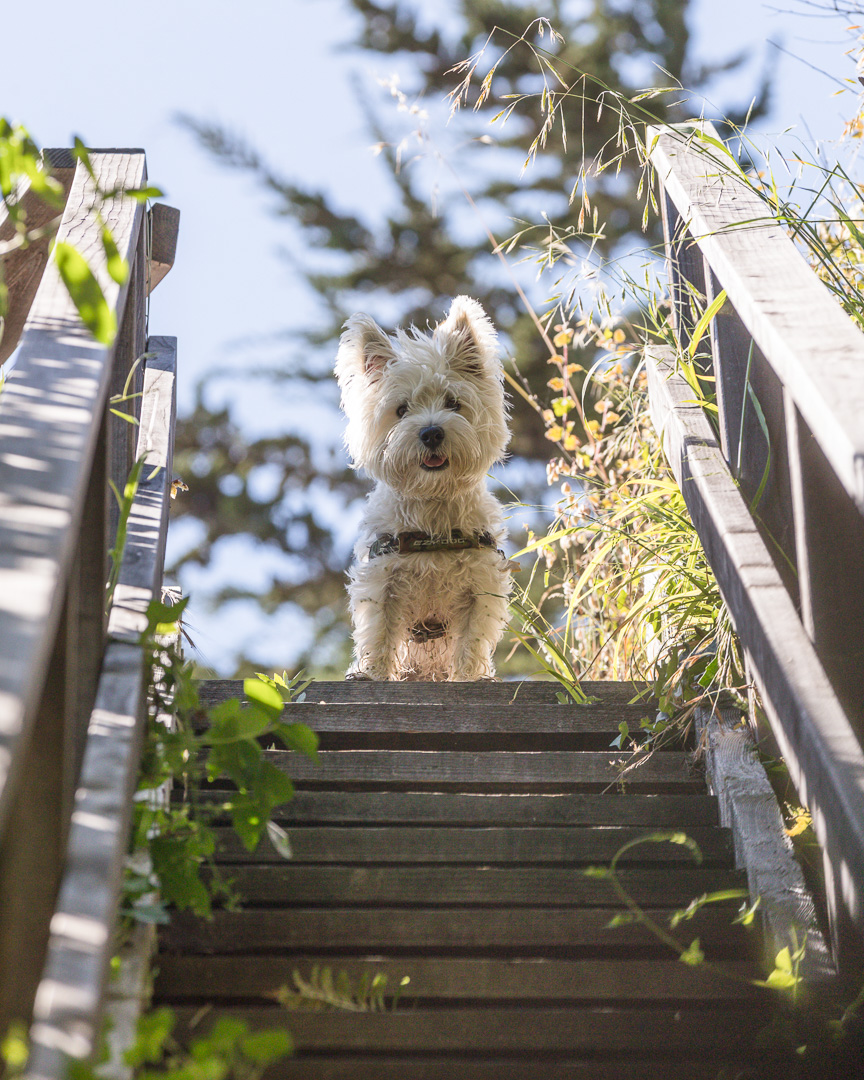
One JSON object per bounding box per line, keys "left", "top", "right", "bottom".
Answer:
{"left": 761, "top": 967, "right": 798, "bottom": 990}
{"left": 125, "top": 185, "right": 165, "bottom": 202}
{"left": 244, "top": 677, "right": 284, "bottom": 716}
{"left": 231, "top": 796, "right": 265, "bottom": 852}
{"left": 109, "top": 407, "right": 138, "bottom": 425}
{"left": 774, "top": 946, "right": 793, "bottom": 973}
{"left": 583, "top": 865, "right": 611, "bottom": 879}
{"left": 679, "top": 938, "right": 705, "bottom": 966}
{"left": 54, "top": 241, "right": 116, "bottom": 345}
{"left": 688, "top": 288, "right": 727, "bottom": 360}
{"left": 72, "top": 136, "right": 97, "bottom": 181}
{"left": 207, "top": 704, "right": 271, "bottom": 745}
{"left": 240, "top": 1029, "right": 293, "bottom": 1065}
{"left": 605, "top": 912, "right": 637, "bottom": 929}
{"left": 124, "top": 1007, "right": 176, "bottom": 1066}
{"left": 274, "top": 721, "right": 319, "bottom": 759}
{"left": 204, "top": 1017, "right": 250, "bottom": 1055}
{"left": 697, "top": 656, "right": 719, "bottom": 688}
{"left": 255, "top": 760, "right": 295, "bottom": 805}
{"left": 102, "top": 223, "right": 129, "bottom": 284}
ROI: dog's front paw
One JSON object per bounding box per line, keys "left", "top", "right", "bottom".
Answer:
{"left": 345, "top": 670, "right": 373, "bottom": 681}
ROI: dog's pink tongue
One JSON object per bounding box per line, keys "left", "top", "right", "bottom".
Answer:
{"left": 426, "top": 454, "right": 447, "bottom": 468}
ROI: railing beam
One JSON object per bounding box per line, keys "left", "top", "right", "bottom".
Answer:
{"left": 647, "top": 346, "right": 864, "bottom": 962}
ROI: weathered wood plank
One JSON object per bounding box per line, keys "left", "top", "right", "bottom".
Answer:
{"left": 108, "top": 214, "right": 148, "bottom": 544}
{"left": 26, "top": 642, "right": 147, "bottom": 1073}
{"left": 264, "top": 1059, "right": 783, "bottom": 1080}
{"left": 107, "top": 338, "right": 177, "bottom": 642}
{"left": 648, "top": 121, "right": 864, "bottom": 512}
{"left": 155, "top": 955, "right": 761, "bottom": 1002}
{"left": 646, "top": 345, "right": 864, "bottom": 936}
{"left": 25, "top": 340, "right": 177, "bottom": 1074}
{"left": 261, "top": 749, "right": 698, "bottom": 788}
{"left": 785, "top": 389, "right": 864, "bottom": 733}
{"left": 213, "top": 825, "right": 732, "bottom": 864}
{"left": 0, "top": 151, "right": 146, "bottom": 832}
{"left": 0, "top": 165, "right": 76, "bottom": 366}
{"left": 201, "top": 701, "right": 657, "bottom": 735}
{"left": 696, "top": 703, "right": 834, "bottom": 983}
{"left": 161, "top": 905, "right": 757, "bottom": 957}
{"left": 214, "top": 864, "right": 746, "bottom": 906}
{"left": 146, "top": 204, "right": 180, "bottom": 294}
{"left": 182, "top": 790, "right": 720, "bottom": 827}
{"left": 198, "top": 679, "right": 649, "bottom": 708}
{"left": 170, "top": 1006, "right": 778, "bottom": 1053}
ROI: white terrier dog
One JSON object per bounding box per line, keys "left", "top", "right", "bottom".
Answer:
{"left": 335, "top": 296, "right": 512, "bottom": 681}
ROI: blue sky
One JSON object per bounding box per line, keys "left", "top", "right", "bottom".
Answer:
{"left": 2, "top": 0, "right": 861, "bottom": 672}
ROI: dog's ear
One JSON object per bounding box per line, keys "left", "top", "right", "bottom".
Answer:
{"left": 436, "top": 296, "right": 499, "bottom": 378}
{"left": 335, "top": 315, "right": 395, "bottom": 387}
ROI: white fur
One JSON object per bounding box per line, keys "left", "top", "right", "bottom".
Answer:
{"left": 336, "top": 296, "right": 512, "bottom": 680}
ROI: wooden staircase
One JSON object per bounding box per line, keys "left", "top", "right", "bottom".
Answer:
{"left": 154, "top": 679, "right": 793, "bottom": 1078}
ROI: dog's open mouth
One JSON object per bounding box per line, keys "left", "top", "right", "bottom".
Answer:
{"left": 421, "top": 453, "right": 449, "bottom": 470}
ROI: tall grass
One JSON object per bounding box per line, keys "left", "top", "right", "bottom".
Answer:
{"left": 440, "top": 20, "right": 863, "bottom": 717}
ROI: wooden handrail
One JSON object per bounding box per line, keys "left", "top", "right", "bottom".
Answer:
{"left": 0, "top": 147, "right": 180, "bottom": 1047}
{"left": 648, "top": 121, "right": 864, "bottom": 513}
{"left": 27, "top": 338, "right": 177, "bottom": 1076}
{"left": 648, "top": 122, "right": 864, "bottom": 970}
{"left": 0, "top": 151, "right": 146, "bottom": 831}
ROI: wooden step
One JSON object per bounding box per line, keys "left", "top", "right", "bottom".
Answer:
{"left": 211, "top": 864, "right": 747, "bottom": 906}
{"left": 169, "top": 1005, "right": 785, "bottom": 1055}
{"left": 155, "top": 955, "right": 763, "bottom": 1002}
{"left": 199, "top": 701, "right": 659, "bottom": 735}
{"left": 183, "top": 791, "right": 721, "bottom": 827}
{"left": 256, "top": 749, "right": 702, "bottom": 791}
{"left": 161, "top": 905, "right": 760, "bottom": 958}
{"left": 198, "top": 679, "right": 649, "bottom": 707}
{"left": 212, "top": 825, "right": 733, "bottom": 864}
{"left": 258, "top": 1059, "right": 789, "bottom": 1080}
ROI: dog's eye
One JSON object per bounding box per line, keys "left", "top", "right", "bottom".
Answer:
{"left": 396, "top": 403, "right": 409, "bottom": 418}
{"left": 445, "top": 395, "right": 461, "bottom": 411}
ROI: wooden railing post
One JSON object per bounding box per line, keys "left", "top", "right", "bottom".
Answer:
{"left": 785, "top": 394, "right": 864, "bottom": 736}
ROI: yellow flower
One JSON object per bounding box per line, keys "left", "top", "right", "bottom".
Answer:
{"left": 541, "top": 409, "right": 555, "bottom": 424}
{"left": 563, "top": 433, "right": 579, "bottom": 451}
{"left": 553, "top": 329, "right": 573, "bottom": 347}
{"left": 546, "top": 353, "right": 564, "bottom": 365}
{"left": 545, "top": 424, "right": 564, "bottom": 442}
{"left": 547, "top": 377, "right": 565, "bottom": 391}
{"left": 565, "top": 363, "right": 583, "bottom": 375}
{"left": 613, "top": 328, "right": 626, "bottom": 344}
{"left": 605, "top": 411, "right": 621, "bottom": 424}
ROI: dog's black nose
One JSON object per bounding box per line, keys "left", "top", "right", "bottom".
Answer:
{"left": 419, "top": 425, "right": 445, "bottom": 448}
